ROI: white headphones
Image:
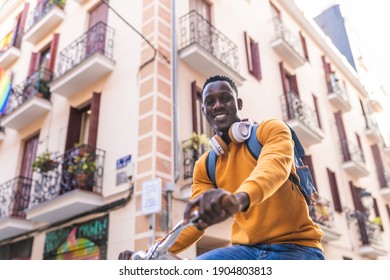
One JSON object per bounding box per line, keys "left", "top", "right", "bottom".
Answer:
{"left": 209, "top": 119, "right": 253, "bottom": 156}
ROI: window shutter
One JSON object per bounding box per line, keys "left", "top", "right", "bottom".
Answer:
{"left": 48, "top": 33, "right": 60, "bottom": 73}
{"left": 65, "top": 107, "right": 83, "bottom": 151}
{"left": 302, "top": 155, "right": 317, "bottom": 189}
{"left": 312, "top": 93, "right": 321, "bottom": 129}
{"left": 350, "top": 183, "right": 365, "bottom": 212}
{"left": 327, "top": 168, "right": 342, "bottom": 212}
{"left": 28, "top": 52, "right": 40, "bottom": 76}
{"left": 334, "top": 111, "right": 350, "bottom": 161}
{"left": 371, "top": 144, "right": 387, "bottom": 188}
{"left": 88, "top": 92, "right": 101, "bottom": 148}
{"left": 244, "top": 32, "right": 261, "bottom": 81}
{"left": 300, "top": 31, "right": 309, "bottom": 61}
{"left": 251, "top": 41, "right": 261, "bottom": 80}
{"left": 13, "top": 3, "right": 29, "bottom": 49}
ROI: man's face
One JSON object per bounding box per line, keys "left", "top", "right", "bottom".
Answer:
{"left": 202, "top": 80, "right": 242, "bottom": 133}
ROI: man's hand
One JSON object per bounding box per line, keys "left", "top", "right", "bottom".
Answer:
{"left": 118, "top": 250, "right": 134, "bottom": 260}
{"left": 183, "top": 189, "right": 249, "bottom": 230}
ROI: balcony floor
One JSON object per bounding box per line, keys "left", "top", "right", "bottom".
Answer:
{"left": 0, "top": 217, "right": 34, "bottom": 240}
{"left": 25, "top": 189, "right": 104, "bottom": 224}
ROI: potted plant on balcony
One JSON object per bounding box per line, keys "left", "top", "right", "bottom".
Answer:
{"left": 183, "top": 132, "right": 210, "bottom": 151}
{"left": 32, "top": 150, "right": 57, "bottom": 173}
{"left": 68, "top": 146, "right": 96, "bottom": 190}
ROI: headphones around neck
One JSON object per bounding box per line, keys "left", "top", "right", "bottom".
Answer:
{"left": 209, "top": 119, "right": 253, "bottom": 156}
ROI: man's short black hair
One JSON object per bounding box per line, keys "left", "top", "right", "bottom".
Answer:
{"left": 202, "top": 75, "right": 238, "bottom": 95}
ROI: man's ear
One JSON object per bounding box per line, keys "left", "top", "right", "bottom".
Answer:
{"left": 237, "top": 98, "right": 243, "bottom": 110}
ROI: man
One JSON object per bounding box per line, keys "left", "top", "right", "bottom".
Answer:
{"left": 119, "top": 75, "right": 324, "bottom": 260}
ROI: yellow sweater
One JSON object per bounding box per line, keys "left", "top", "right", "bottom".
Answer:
{"left": 170, "top": 119, "right": 323, "bottom": 254}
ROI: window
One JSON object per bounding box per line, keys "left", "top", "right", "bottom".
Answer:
{"left": 299, "top": 31, "right": 309, "bottom": 61}
{"left": 244, "top": 32, "right": 261, "bottom": 80}
{"left": 327, "top": 168, "right": 342, "bottom": 212}
{"left": 191, "top": 81, "right": 213, "bottom": 138}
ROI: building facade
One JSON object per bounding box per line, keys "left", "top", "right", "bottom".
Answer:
{"left": 0, "top": 0, "right": 389, "bottom": 260}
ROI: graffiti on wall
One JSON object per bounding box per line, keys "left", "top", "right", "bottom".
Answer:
{"left": 44, "top": 214, "right": 109, "bottom": 260}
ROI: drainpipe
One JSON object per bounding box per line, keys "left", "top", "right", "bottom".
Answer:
{"left": 172, "top": 0, "right": 179, "bottom": 183}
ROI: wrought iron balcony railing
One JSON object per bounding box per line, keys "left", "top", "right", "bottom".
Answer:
{"left": 29, "top": 144, "right": 105, "bottom": 207}
{"left": 0, "top": 176, "right": 32, "bottom": 220}
{"left": 346, "top": 209, "right": 384, "bottom": 248}
{"left": 280, "top": 92, "right": 322, "bottom": 135}
{"left": 272, "top": 16, "right": 305, "bottom": 60}
{"left": 329, "top": 73, "right": 348, "bottom": 100}
{"left": 1, "top": 68, "right": 53, "bottom": 117}
{"left": 55, "top": 21, "right": 115, "bottom": 78}
{"left": 309, "top": 198, "right": 335, "bottom": 229}
{"left": 365, "top": 115, "right": 381, "bottom": 134}
{"left": 182, "top": 140, "right": 209, "bottom": 180}
{"left": 340, "top": 139, "right": 365, "bottom": 164}
{"left": 25, "top": 0, "right": 66, "bottom": 32}
{"left": 179, "top": 10, "right": 240, "bottom": 73}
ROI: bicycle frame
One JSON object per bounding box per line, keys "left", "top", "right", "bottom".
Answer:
{"left": 131, "top": 211, "right": 199, "bottom": 260}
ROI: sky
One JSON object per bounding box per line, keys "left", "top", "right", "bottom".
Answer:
{"left": 295, "top": 0, "right": 390, "bottom": 142}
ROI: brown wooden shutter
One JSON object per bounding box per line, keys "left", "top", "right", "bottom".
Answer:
{"left": 334, "top": 111, "right": 350, "bottom": 161}
{"left": 191, "top": 81, "right": 198, "bottom": 133}
{"left": 355, "top": 133, "right": 364, "bottom": 161}
{"left": 371, "top": 144, "right": 387, "bottom": 188}
{"left": 327, "top": 168, "right": 342, "bottom": 212}
{"left": 321, "top": 56, "right": 332, "bottom": 94}
{"left": 65, "top": 107, "right": 83, "bottom": 151}
{"left": 387, "top": 205, "right": 390, "bottom": 222}
{"left": 299, "top": 31, "right": 309, "bottom": 61}
{"left": 312, "top": 93, "right": 321, "bottom": 129}
{"left": 244, "top": 32, "right": 261, "bottom": 81}
{"left": 291, "top": 74, "right": 299, "bottom": 97}
{"left": 13, "top": 3, "right": 29, "bottom": 49}
{"left": 302, "top": 155, "right": 317, "bottom": 190}
{"left": 350, "top": 182, "right": 365, "bottom": 212}
{"left": 28, "top": 52, "right": 40, "bottom": 76}
{"left": 48, "top": 33, "right": 60, "bottom": 73}
{"left": 20, "top": 134, "right": 39, "bottom": 179}
{"left": 279, "top": 62, "right": 287, "bottom": 95}
{"left": 88, "top": 92, "right": 101, "bottom": 148}
{"left": 88, "top": 1, "right": 109, "bottom": 28}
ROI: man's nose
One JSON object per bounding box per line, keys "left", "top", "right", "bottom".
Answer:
{"left": 213, "top": 99, "right": 224, "bottom": 109}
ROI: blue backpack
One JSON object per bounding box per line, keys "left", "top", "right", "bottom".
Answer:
{"left": 205, "top": 123, "right": 319, "bottom": 206}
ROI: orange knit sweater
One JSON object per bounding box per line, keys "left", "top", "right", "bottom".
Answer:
{"left": 170, "top": 119, "right": 323, "bottom": 254}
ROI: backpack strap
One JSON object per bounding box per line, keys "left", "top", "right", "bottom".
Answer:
{"left": 206, "top": 149, "right": 218, "bottom": 186}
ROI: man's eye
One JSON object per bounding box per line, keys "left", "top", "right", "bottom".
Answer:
{"left": 204, "top": 100, "right": 214, "bottom": 106}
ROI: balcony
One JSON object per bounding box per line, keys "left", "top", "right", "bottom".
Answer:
{"left": 346, "top": 209, "right": 387, "bottom": 258}
{"left": 280, "top": 93, "right": 324, "bottom": 146}
{"left": 178, "top": 10, "right": 245, "bottom": 86}
{"left": 0, "top": 0, "right": 24, "bottom": 23}
{"left": 180, "top": 135, "right": 210, "bottom": 200}
{"left": 0, "top": 31, "right": 22, "bottom": 69}
{"left": 368, "top": 93, "right": 383, "bottom": 113}
{"left": 309, "top": 198, "right": 341, "bottom": 242}
{"left": 1, "top": 68, "right": 53, "bottom": 130}
{"left": 24, "top": 0, "right": 66, "bottom": 44}
{"left": 50, "top": 21, "right": 115, "bottom": 98}
{"left": 365, "top": 115, "right": 382, "bottom": 143}
{"left": 0, "top": 176, "right": 34, "bottom": 240}
{"left": 326, "top": 73, "right": 351, "bottom": 112}
{"left": 340, "top": 140, "right": 369, "bottom": 178}
{"left": 25, "top": 144, "right": 105, "bottom": 224}
{"left": 270, "top": 17, "right": 306, "bottom": 69}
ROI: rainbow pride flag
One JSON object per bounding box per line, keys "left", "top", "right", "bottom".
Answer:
{"left": 0, "top": 68, "right": 11, "bottom": 114}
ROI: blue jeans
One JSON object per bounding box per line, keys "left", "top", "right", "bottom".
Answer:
{"left": 195, "top": 243, "right": 325, "bottom": 260}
